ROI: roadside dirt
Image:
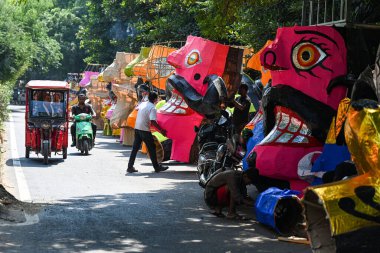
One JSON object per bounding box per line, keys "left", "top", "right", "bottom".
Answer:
{"left": 0, "top": 129, "right": 41, "bottom": 223}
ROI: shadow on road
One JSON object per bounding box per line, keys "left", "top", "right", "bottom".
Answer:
{"left": 125, "top": 170, "right": 198, "bottom": 181}
{"left": 0, "top": 181, "right": 311, "bottom": 253}
{"left": 7, "top": 158, "right": 65, "bottom": 168}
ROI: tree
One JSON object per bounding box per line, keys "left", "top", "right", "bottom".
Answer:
{"left": 41, "top": 7, "right": 86, "bottom": 79}
{"left": 0, "top": 1, "right": 34, "bottom": 83}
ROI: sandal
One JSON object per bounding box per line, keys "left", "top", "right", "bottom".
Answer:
{"left": 226, "top": 213, "right": 249, "bottom": 220}
{"left": 209, "top": 211, "right": 225, "bottom": 218}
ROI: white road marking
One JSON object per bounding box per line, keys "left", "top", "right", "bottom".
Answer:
{"left": 7, "top": 112, "right": 39, "bottom": 224}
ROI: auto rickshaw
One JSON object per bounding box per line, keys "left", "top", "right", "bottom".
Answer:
{"left": 25, "top": 80, "right": 70, "bottom": 164}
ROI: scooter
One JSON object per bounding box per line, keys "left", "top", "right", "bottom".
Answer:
{"left": 74, "top": 113, "right": 94, "bottom": 155}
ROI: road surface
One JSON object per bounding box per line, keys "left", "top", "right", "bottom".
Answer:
{"left": 0, "top": 105, "right": 311, "bottom": 253}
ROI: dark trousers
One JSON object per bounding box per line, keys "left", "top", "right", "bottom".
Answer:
{"left": 71, "top": 122, "right": 97, "bottom": 143}
{"left": 128, "top": 129, "right": 159, "bottom": 170}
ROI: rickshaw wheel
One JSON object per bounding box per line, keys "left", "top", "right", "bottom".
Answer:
{"left": 43, "top": 154, "right": 48, "bottom": 165}
{"left": 62, "top": 147, "right": 67, "bottom": 159}
{"left": 25, "top": 147, "right": 30, "bottom": 158}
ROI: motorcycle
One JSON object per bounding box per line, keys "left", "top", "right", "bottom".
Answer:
{"left": 195, "top": 110, "right": 230, "bottom": 151}
{"left": 74, "top": 113, "right": 94, "bottom": 155}
{"left": 197, "top": 111, "right": 248, "bottom": 187}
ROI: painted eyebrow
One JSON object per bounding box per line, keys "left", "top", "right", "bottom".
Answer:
{"left": 294, "top": 30, "right": 338, "bottom": 47}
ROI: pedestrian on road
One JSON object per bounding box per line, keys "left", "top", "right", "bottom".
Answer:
{"left": 204, "top": 169, "right": 256, "bottom": 219}
{"left": 127, "top": 91, "right": 168, "bottom": 173}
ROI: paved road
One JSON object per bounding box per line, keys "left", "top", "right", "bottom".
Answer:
{"left": 0, "top": 105, "right": 311, "bottom": 253}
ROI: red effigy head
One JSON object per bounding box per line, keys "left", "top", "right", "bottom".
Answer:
{"left": 167, "top": 36, "right": 241, "bottom": 97}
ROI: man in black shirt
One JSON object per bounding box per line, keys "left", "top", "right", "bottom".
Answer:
{"left": 70, "top": 94, "right": 97, "bottom": 147}
{"left": 232, "top": 83, "right": 251, "bottom": 134}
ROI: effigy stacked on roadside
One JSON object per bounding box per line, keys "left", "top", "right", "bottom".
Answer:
{"left": 87, "top": 73, "right": 109, "bottom": 130}
{"left": 247, "top": 40, "right": 273, "bottom": 87}
{"left": 157, "top": 35, "right": 243, "bottom": 163}
{"left": 78, "top": 64, "right": 108, "bottom": 130}
{"left": 302, "top": 44, "right": 380, "bottom": 253}
{"left": 246, "top": 26, "right": 349, "bottom": 192}
{"left": 101, "top": 52, "right": 139, "bottom": 138}
{"left": 123, "top": 47, "right": 151, "bottom": 145}
{"left": 240, "top": 41, "right": 273, "bottom": 171}
{"left": 125, "top": 44, "right": 177, "bottom": 158}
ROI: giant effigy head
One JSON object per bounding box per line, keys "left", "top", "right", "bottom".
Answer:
{"left": 249, "top": 26, "right": 349, "bottom": 191}
{"left": 165, "top": 35, "right": 243, "bottom": 116}
{"left": 156, "top": 36, "right": 242, "bottom": 162}
{"left": 261, "top": 26, "right": 347, "bottom": 110}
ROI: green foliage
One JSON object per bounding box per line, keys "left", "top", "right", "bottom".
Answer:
{"left": 135, "top": 0, "right": 200, "bottom": 43}
{"left": 0, "top": 84, "right": 11, "bottom": 128}
{"left": 0, "top": 1, "right": 33, "bottom": 83}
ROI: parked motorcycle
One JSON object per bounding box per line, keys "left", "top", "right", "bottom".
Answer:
{"left": 74, "top": 113, "right": 94, "bottom": 155}
{"left": 194, "top": 110, "right": 230, "bottom": 150}
{"left": 197, "top": 111, "right": 247, "bottom": 187}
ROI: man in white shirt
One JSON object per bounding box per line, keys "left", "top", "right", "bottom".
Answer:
{"left": 127, "top": 92, "right": 169, "bottom": 173}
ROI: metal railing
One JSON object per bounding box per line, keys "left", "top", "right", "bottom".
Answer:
{"left": 301, "top": 0, "right": 351, "bottom": 26}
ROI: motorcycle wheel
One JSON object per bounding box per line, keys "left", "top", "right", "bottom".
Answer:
{"left": 83, "top": 139, "right": 89, "bottom": 155}
{"left": 62, "top": 147, "right": 67, "bottom": 159}
{"left": 25, "top": 147, "right": 30, "bottom": 158}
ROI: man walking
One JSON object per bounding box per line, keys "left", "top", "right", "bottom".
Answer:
{"left": 127, "top": 92, "right": 168, "bottom": 173}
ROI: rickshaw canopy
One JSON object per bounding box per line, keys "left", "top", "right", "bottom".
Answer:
{"left": 26, "top": 80, "right": 70, "bottom": 90}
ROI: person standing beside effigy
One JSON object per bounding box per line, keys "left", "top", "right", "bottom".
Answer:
{"left": 126, "top": 92, "right": 168, "bottom": 173}
{"left": 230, "top": 83, "right": 251, "bottom": 134}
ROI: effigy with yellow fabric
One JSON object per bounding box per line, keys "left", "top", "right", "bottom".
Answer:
{"left": 125, "top": 47, "right": 151, "bottom": 78}
{"left": 303, "top": 44, "right": 380, "bottom": 252}
{"left": 303, "top": 100, "right": 380, "bottom": 252}
{"left": 308, "top": 98, "right": 352, "bottom": 185}
{"left": 101, "top": 102, "right": 112, "bottom": 136}
{"left": 86, "top": 73, "right": 109, "bottom": 130}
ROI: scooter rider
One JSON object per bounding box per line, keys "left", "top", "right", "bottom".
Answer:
{"left": 70, "top": 94, "right": 97, "bottom": 147}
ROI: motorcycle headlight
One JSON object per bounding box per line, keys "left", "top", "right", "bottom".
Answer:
{"left": 41, "top": 122, "right": 51, "bottom": 129}
{"left": 80, "top": 115, "right": 86, "bottom": 121}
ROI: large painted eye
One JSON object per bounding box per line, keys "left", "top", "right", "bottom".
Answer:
{"left": 292, "top": 42, "right": 327, "bottom": 70}
{"left": 185, "top": 49, "right": 202, "bottom": 68}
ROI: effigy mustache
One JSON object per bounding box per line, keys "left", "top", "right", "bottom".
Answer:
{"left": 261, "top": 85, "right": 336, "bottom": 143}
{"left": 167, "top": 74, "right": 227, "bottom": 116}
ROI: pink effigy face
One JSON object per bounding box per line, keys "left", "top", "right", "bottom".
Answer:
{"left": 251, "top": 26, "right": 348, "bottom": 191}
{"left": 157, "top": 36, "right": 234, "bottom": 162}
{"left": 167, "top": 36, "right": 229, "bottom": 96}
{"left": 261, "top": 26, "right": 347, "bottom": 110}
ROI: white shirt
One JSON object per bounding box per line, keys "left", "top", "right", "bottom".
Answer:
{"left": 135, "top": 101, "right": 156, "bottom": 131}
